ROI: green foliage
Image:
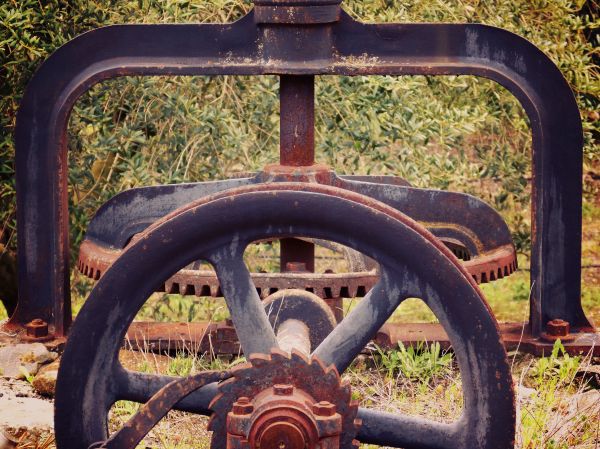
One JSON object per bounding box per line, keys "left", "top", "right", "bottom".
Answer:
{"left": 134, "top": 294, "right": 230, "bottom": 323}
{"left": 167, "top": 353, "right": 196, "bottom": 377}
{"left": 375, "top": 341, "right": 453, "bottom": 382}
{"left": 111, "top": 400, "right": 141, "bottom": 418}
{"left": 1, "top": 0, "right": 598, "bottom": 265}
{"left": 518, "top": 340, "right": 592, "bottom": 448}
{"left": 530, "top": 339, "right": 581, "bottom": 389}
{"left": 18, "top": 365, "right": 35, "bottom": 384}
{"left": 166, "top": 352, "right": 243, "bottom": 376}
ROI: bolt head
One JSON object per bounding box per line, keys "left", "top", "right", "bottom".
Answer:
{"left": 312, "top": 400, "right": 336, "bottom": 416}
{"left": 546, "top": 319, "right": 570, "bottom": 337}
{"left": 25, "top": 319, "right": 49, "bottom": 338}
{"left": 273, "top": 384, "right": 294, "bottom": 396}
{"left": 232, "top": 397, "right": 254, "bottom": 415}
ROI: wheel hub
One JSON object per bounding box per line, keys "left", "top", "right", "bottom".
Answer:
{"left": 208, "top": 349, "right": 360, "bottom": 449}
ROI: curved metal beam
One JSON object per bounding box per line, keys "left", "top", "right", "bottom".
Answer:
{"left": 13, "top": 9, "right": 588, "bottom": 336}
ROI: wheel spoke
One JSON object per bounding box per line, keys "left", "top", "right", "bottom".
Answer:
{"left": 357, "top": 408, "right": 463, "bottom": 449}
{"left": 312, "top": 269, "right": 414, "bottom": 373}
{"left": 106, "top": 370, "right": 230, "bottom": 448}
{"left": 209, "top": 247, "right": 278, "bottom": 356}
{"left": 114, "top": 368, "right": 220, "bottom": 415}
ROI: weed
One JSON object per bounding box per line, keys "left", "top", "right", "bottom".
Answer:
{"left": 374, "top": 341, "right": 453, "bottom": 382}
{"left": 18, "top": 366, "right": 35, "bottom": 384}
{"left": 529, "top": 340, "right": 581, "bottom": 390}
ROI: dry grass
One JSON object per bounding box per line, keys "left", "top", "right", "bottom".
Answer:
{"left": 98, "top": 341, "right": 599, "bottom": 449}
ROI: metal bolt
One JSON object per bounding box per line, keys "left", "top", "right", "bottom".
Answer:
{"left": 25, "top": 318, "right": 49, "bottom": 338}
{"left": 284, "top": 262, "right": 307, "bottom": 273}
{"left": 312, "top": 401, "right": 336, "bottom": 416}
{"left": 273, "top": 384, "right": 294, "bottom": 396}
{"left": 546, "top": 319, "right": 570, "bottom": 337}
{"left": 232, "top": 397, "right": 254, "bottom": 415}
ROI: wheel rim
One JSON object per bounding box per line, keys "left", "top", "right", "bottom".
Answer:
{"left": 55, "top": 183, "right": 515, "bottom": 449}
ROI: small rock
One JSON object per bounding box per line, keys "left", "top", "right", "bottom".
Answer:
{"left": 0, "top": 343, "right": 57, "bottom": 379}
{"left": 31, "top": 358, "right": 60, "bottom": 397}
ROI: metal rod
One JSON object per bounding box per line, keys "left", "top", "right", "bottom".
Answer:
{"left": 279, "top": 75, "right": 314, "bottom": 166}
{"left": 280, "top": 237, "right": 315, "bottom": 273}
{"left": 276, "top": 318, "right": 311, "bottom": 355}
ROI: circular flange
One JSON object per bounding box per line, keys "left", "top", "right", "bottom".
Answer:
{"left": 208, "top": 349, "right": 360, "bottom": 449}
{"left": 264, "top": 289, "right": 337, "bottom": 350}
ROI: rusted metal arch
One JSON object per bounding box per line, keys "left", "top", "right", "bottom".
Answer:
{"left": 14, "top": 9, "right": 586, "bottom": 337}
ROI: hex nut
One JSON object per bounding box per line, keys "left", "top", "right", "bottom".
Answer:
{"left": 546, "top": 319, "right": 570, "bottom": 337}
{"left": 25, "top": 319, "right": 49, "bottom": 338}
{"left": 312, "top": 401, "right": 336, "bottom": 417}
{"left": 273, "top": 384, "right": 294, "bottom": 396}
{"left": 232, "top": 397, "right": 254, "bottom": 415}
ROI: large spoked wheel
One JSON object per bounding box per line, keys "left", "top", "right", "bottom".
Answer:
{"left": 56, "top": 183, "right": 515, "bottom": 449}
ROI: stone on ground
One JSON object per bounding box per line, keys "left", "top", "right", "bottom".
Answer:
{"left": 0, "top": 377, "right": 53, "bottom": 443}
{"left": 0, "top": 343, "right": 57, "bottom": 379}
{"left": 32, "top": 357, "right": 60, "bottom": 397}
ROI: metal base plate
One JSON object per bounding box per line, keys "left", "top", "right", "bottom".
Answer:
{"left": 123, "top": 321, "right": 600, "bottom": 357}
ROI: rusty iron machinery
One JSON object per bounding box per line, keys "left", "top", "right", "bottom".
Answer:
{"left": 7, "top": 0, "right": 599, "bottom": 357}
{"left": 55, "top": 184, "right": 515, "bottom": 448}
{"left": 6, "top": 0, "right": 600, "bottom": 447}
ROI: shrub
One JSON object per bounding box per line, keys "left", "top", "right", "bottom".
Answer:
{"left": 1, "top": 0, "right": 598, "bottom": 261}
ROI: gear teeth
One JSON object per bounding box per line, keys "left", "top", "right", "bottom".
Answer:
{"left": 312, "top": 356, "right": 335, "bottom": 377}
{"left": 208, "top": 392, "right": 226, "bottom": 411}
{"left": 248, "top": 353, "right": 271, "bottom": 368}
{"left": 210, "top": 351, "right": 360, "bottom": 449}
{"left": 351, "top": 439, "right": 360, "bottom": 449}
{"left": 216, "top": 378, "right": 238, "bottom": 396}
{"left": 291, "top": 348, "right": 309, "bottom": 365}
{"left": 270, "top": 348, "right": 291, "bottom": 362}
{"left": 211, "top": 435, "right": 226, "bottom": 449}
{"left": 322, "top": 362, "right": 340, "bottom": 379}
{"left": 348, "top": 285, "right": 359, "bottom": 299}
{"left": 206, "top": 414, "right": 219, "bottom": 431}
{"left": 340, "top": 383, "right": 352, "bottom": 403}
{"left": 230, "top": 363, "right": 254, "bottom": 379}
{"left": 209, "top": 401, "right": 231, "bottom": 416}
{"left": 324, "top": 368, "right": 340, "bottom": 386}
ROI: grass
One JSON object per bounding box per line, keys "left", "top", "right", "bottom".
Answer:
{"left": 97, "top": 340, "right": 598, "bottom": 449}
{"left": 374, "top": 341, "right": 453, "bottom": 381}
